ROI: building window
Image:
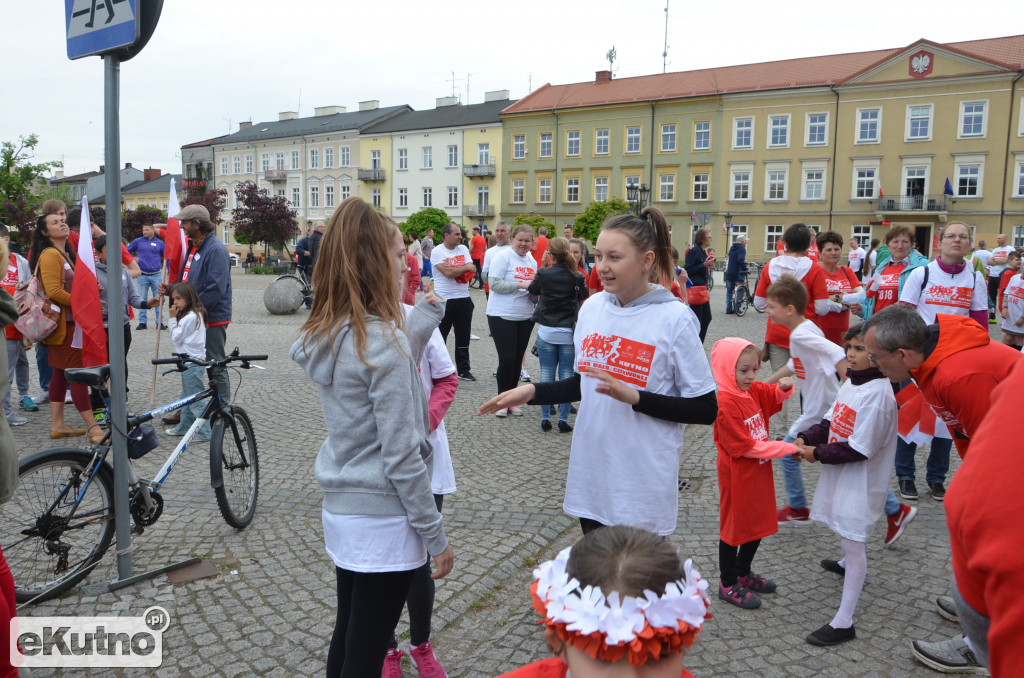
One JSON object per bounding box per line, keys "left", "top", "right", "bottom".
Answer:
{"left": 325, "top": 184, "right": 334, "bottom": 207}
{"left": 625, "top": 126, "right": 641, "bottom": 154}
{"left": 960, "top": 101, "right": 987, "bottom": 138}
{"left": 566, "top": 131, "right": 580, "bottom": 157}
{"left": 339, "top": 146, "right": 350, "bottom": 167}
{"left": 907, "top": 104, "right": 933, "bottom": 140}
{"left": 852, "top": 224, "right": 872, "bottom": 244}
{"left": 422, "top": 187, "right": 432, "bottom": 207}
{"left": 513, "top": 134, "right": 526, "bottom": 159}
{"left": 422, "top": 147, "right": 432, "bottom": 169}
{"left": 398, "top": 148, "right": 408, "bottom": 170}
{"left": 324, "top": 147, "right": 334, "bottom": 168}
{"left": 245, "top": 154, "right": 253, "bottom": 173}
{"left": 731, "top": 171, "right": 750, "bottom": 200}
{"left": 340, "top": 184, "right": 350, "bottom": 200}
{"left": 448, "top": 145, "right": 458, "bottom": 168}
{"left": 956, "top": 163, "right": 982, "bottom": 197}
{"left": 766, "top": 170, "right": 787, "bottom": 200}
{"left": 565, "top": 177, "right": 580, "bottom": 203}
{"left": 1015, "top": 162, "right": 1024, "bottom": 197}
{"left": 222, "top": 225, "right": 230, "bottom": 243}
{"left": 803, "top": 169, "right": 824, "bottom": 200}
{"left": 261, "top": 154, "right": 269, "bottom": 171}
{"left": 1014, "top": 225, "right": 1024, "bottom": 248}
{"left": 232, "top": 156, "right": 240, "bottom": 174}
{"left": 398, "top": 188, "right": 408, "bottom": 208}
{"left": 220, "top": 157, "right": 228, "bottom": 175}
{"left": 661, "top": 124, "right": 677, "bottom": 152}
{"left": 538, "top": 178, "right": 552, "bottom": 203}
{"left": 477, "top": 185, "right": 489, "bottom": 210}
{"left": 477, "top": 143, "right": 490, "bottom": 165}
{"left": 855, "top": 168, "right": 877, "bottom": 198}
{"left": 291, "top": 150, "right": 300, "bottom": 170}
{"left": 448, "top": 186, "right": 459, "bottom": 208}
{"left": 540, "top": 133, "right": 553, "bottom": 158}
{"left": 857, "top": 108, "right": 880, "bottom": 143}
{"left": 624, "top": 175, "right": 640, "bottom": 197}
{"left": 733, "top": 117, "right": 753, "bottom": 149}
{"left": 309, "top": 184, "right": 319, "bottom": 207}
{"left": 371, "top": 189, "right": 381, "bottom": 209}
{"left": 309, "top": 149, "right": 319, "bottom": 169}
{"left": 692, "top": 173, "right": 709, "bottom": 201}
{"left": 595, "top": 128, "right": 610, "bottom": 155}
{"left": 806, "top": 113, "right": 827, "bottom": 146}
{"left": 693, "top": 122, "right": 710, "bottom": 151}
{"left": 291, "top": 187, "right": 300, "bottom": 207}
{"left": 659, "top": 175, "right": 675, "bottom": 201}
{"left": 766, "top": 224, "right": 784, "bottom": 253}
{"left": 511, "top": 179, "right": 524, "bottom": 203}
{"left": 769, "top": 115, "right": 789, "bottom": 147}
{"left": 728, "top": 224, "right": 749, "bottom": 246}
{"left": 371, "top": 150, "right": 381, "bottom": 170}
{"left": 594, "top": 176, "right": 609, "bottom": 202}
{"left": 274, "top": 152, "right": 285, "bottom": 170}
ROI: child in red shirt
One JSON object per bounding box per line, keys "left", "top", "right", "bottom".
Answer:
{"left": 712, "top": 337, "right": 797, "bottom": 609}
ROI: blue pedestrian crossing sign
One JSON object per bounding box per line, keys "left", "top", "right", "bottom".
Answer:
{"left": 65, "top": 0, "right": 140, "bottom": 60}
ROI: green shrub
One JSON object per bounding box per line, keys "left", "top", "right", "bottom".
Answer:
{"left": 248, "top": 265, "right": 276, "bottom": 275}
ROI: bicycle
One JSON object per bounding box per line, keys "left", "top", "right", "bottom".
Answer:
{"left": 275, "top": 265, "right": 314, "bottom": 308}
{"left": 3, "top": 349, "right": 267, "bottom": 604}
{"left": 731, "top": 262, "right": 765, "bottom": 317}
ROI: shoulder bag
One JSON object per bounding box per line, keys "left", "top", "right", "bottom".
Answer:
{"left": 14, "top": 256, "right": 61, "bottom": 343}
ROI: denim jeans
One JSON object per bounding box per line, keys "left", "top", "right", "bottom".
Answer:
{"left": 780, "top": 435, "right": 807, "bottom": 509}
{"left": 536, "top": 337, "right": 574, "bottom": 422}
{"left": 35, "top": 344, "right": 51, "bottom": 391}
{"left": 174, "top": 365, "right": 212, "bottom": 439}
{"left": 725, "top": 277, "right": 736, "bottom": 312}
{"left": 883, "top": 489, "right": 901, "bottom": 516}
{"left": 137, "top": 272, "right": 162, "bottom": 325}
{"left": 895, "top": 436, "right": 951, "bottom": 485}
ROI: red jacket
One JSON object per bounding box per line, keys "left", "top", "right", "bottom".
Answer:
{"left": 945, "top": 359, "right": 1024, "bottom": 677}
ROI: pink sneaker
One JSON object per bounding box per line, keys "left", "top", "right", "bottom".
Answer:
{"left": 409, "top": 641, "right": 447, "bottom": 678}
{"left": 382, "top": 648, "right": 404, "bottom": 678}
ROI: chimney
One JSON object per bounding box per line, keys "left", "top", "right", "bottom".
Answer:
{"left": 279, "top": 111, "right": 298, "bottom": 121}
{"left": 239, "top": 121, "right": 253, "bottom": 130}
{"left": 358, "top": 100, "right": 380, "bottom": 112}
{"left": 99, "top": 165, "right": 105, "bottom": 173}
{"left": 55, "top": 170, "right": 64, "bottom": 180}
{"left": 596, "top": 70, "right": 612, "bottom": 82}
{"left": 314, "top": 105, "right": 347, "bottom": 116}
{"left": 124, "top": 162, "right": 132, "bottom": 169}
{"left": 143, "top": 168, "right": 162, "bottom": 182}
{"left": 484, "top": 90, "right": 510, "bottom": 102}
{"left": 435, "top": 96, "right": 459, "bottom": 108}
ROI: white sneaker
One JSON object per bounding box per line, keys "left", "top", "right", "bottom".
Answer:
{"left": 520, "top": 368, "right": 532, "bottom": 382}
{"left": 470, "top": 334, "right": 481, "bottom": 341}
{"left": 32, "top": 391, "right": 49, "bottom": 404}
{"left": 65, "top": 391, "right": 74, "bottom": 403}
{"left": 165, "top": 428, "right": 183, "bottom": 436}
{"left": 508, "top": 406, "right": 523, "bottom": 416}
{"left": 6, "top": 413, "right": 27, "bottom": 426}
{"left": 495, "top": 408, "right": 508, "bottom": 418}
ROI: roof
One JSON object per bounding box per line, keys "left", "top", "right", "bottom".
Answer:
{"left": 122, "top": 173, "right": 183, "bottom": 196}
{"left": 213, "top": 105, "right": 412, "bottom": 145}
{"left": 181, "top": 136, "right": 227, "bottom": 149}
{"left": 503, "top": 34, "right": 1024, "bottom": 114}
{"left": 50, "top": 169, "right": 102, "bottom": 184}
{"left": 363, "top": 98, "right": 517, "bottom": 133}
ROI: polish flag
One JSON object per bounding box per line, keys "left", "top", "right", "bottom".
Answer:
{"left": 164, "top": 178, "right": 188, "bottom": 283}
{"left": 70, "top": 196, "right": 108, "bottom": 367}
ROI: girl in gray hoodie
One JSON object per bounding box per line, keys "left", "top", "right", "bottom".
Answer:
{"left": 290, "top": 198, "right": 453, "bottom": 677}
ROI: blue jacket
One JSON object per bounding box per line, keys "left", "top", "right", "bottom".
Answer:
{"left": 296, "top": 236, "right": 311, "bottom": 267}
{"left": 725, "top": 243, "right": 748, "bottom": 281}
{"left": 180, "top": 233, "right": 232, "bottom": 324}
{"left": 683, "top": 246, "right": 709, "bottom": 287}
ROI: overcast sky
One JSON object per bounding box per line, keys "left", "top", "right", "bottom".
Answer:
{"left": 2, "top": 0, "right": 1017, "bottom": 178}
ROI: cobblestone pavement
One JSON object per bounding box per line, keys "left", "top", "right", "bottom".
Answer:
{"left": 8, "top": 269, "right": 976, "bottom": 677}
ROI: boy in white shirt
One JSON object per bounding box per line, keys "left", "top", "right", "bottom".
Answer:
{"left": 848, "top": 238, "right": 866, "bottom": 281}
{"left": 764, "top": 275, "right": 849, "bottom": 524}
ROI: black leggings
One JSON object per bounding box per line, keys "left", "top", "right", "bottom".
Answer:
{"left": 719, "top": 538, "right": 761, "bottom": 587}
{"left": 487, "top": 316, "right": 535, "bottom": 393}
{"left": 691, "top": 302, "right": 712, "bottom": 344}
{"left": 326, "top": 567, "right": 416, "bottom": 677}
{"left": 388, "top": 495, "right": 444, "bottom": 649}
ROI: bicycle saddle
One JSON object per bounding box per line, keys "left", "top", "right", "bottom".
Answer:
{"left": 65, "top": 365, "right": 110, "bottom": 387}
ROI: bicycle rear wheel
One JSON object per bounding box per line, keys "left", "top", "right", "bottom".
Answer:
{"left": 706, "top": 271, "right": 714, "bottom": 291}
{"left": 210, "top": 406, "right": 260, "bottom": 528}
{"left": 735, "top": 286, "right": 750, "bottom": 317}
{"left": 3, "top": 448, "right": 115, "bottom": 604}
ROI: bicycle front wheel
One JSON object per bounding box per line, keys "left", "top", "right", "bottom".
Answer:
{"left": 210, "top": 406, "right": 260, "bottom": 528}
{"left": 706, "top": 272, "right": 714, "bottom": 291}
{"left": 3, "top": 448, "right": 115, "bottom": 604}
{"left": 735, "top": 286, "right": 750, "bottom": 317}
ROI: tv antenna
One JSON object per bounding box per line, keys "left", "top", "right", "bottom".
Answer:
{"left": 606, "top": 46, "right": 616, "bottom": 76}
{"left": 466, "top": 72, "right": 478, "bottom": 104}
{"left": 662, "top": 0, "right": 670, "bottom": 73}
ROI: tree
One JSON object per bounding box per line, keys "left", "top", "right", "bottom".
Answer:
{"left": 180, "top": 182, "right": 227, "bottom": 225}
{"left": 512, "top": 213, "right": 557, "bottom": 235}
{"left": 230, "top": 182, "right": 297, "bottom": 255}
{"left": 0, "top": 134, "right": 63, "bottom": 241}
{"left": 401, "top": 207, "right": 450, "bottom": 243}
{"left": 571, "top": 197, "right": 630, "bottom": 244}
{"left": 121, "top": 206, "right": 166, "bottom": 242}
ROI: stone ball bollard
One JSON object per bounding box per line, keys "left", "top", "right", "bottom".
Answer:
{"left": 264, "top": 278, "right": 303, "bottom": 315}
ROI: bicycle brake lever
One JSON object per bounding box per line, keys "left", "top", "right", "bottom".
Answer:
{"left": 249, "top": 364, "right": 267, "bottom": 370}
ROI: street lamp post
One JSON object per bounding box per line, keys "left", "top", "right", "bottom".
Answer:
{"left": 626, "top": 182, "right": 651, "bottom": 215}
{"left": 723, "top": 212, "right": 733, "bottom": 264}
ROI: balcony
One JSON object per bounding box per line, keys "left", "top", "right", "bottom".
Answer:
{"left": 264, "top": 170, "right": 287, "bottom": 182}
{"left": 464, "top": 205, "right": 495, "bottom": 218}
{"left": 463, "top": 164, "right": 496, "bottom": 177}
{"left": 358, "top": 168, "right": 386, "bottom": 182}
{"left": 876, "top": 194, "right": 949, "bottom": 213}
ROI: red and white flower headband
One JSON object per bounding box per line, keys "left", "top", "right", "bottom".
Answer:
{"left": 530, "top": 546, "right": 711, "bottom": 666}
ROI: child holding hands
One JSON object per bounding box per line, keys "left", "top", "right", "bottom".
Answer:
{"left": 712, "top": 338, "right": 798, "bottom": 609}
{"left": 793, "top": 323, "right": 899, "bottom": 646}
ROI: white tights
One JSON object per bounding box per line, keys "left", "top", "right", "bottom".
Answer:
{"left": 831, "top": 538, "right": 867, "bottom": 629}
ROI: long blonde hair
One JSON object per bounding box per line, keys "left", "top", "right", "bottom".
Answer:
{"left": 299, "top": 197, "right": 404, "bottom": 366}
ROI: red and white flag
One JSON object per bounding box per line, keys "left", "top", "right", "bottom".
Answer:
{"left": 164, "top": 177, "right": 188, "bottom": 283}
{"left": 70, "top": 196, "right": 108, "bottom": 367}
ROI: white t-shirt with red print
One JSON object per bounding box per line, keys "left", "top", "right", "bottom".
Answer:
{"left": 900, "top": 260, "right": 987, "bottom": 325}
{"left": 430, "top": 243, "right": 471, "bottom": 300}
{"left": 564, "top": 291, "right": 714, "bottom": 536}
{"left": 484, "top": 247, "right": 536, "bottom": 320}
{"left": 1001, "top": 273, "right": 1024, "bottom": 335}
{"left": 787, "top": 320, "right": 845, "bottom": 440}
{"left": 809, "top": 377, "right": 898, "bottom": 542}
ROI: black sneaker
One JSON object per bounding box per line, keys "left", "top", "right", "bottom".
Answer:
{"left": 557, "top": 420, "right": 573, "bottom": 433}
{"left": 458, "top": 372, "right": 477, "bottom": 382}
{"left": 898, "top": 479, "right": 919, "bottom": 500}
{"left": 541, "top": 419, "right": 552, "bottom": 432}
{"left": 135, "top": 323, "right": 147, "bottom": 330}
{"left": 821, "top": 559, "right": 846, "bottom": 576}
{"left": 806, "top": 623, "right": 856, "bottom": 646}
{"left": 159, "top": 323, "right": 168, "bottom": 330}
{"left": 928, "top": 482, "right": 946, "bottom": 501}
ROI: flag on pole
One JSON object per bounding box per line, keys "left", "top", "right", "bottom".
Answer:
{"left": 70, "top": 196, "right": 108, "bottom": 367}
{"left": 164, "top": 178, "right": 188, "bottom": 283}
{"left": 878, "top": 185, "right": 884, "bottom": 199}
{"left": 944, "top": 177, "right": 955, "bottom": 196}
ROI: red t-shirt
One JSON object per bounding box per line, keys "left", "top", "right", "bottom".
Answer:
{"left": 587, "top": 265, "right": 604, "bottom": 293}
{"left": 470, "top": 235, "right": 486, "bottom": 261}
{"left": 3, "top": 254, "right": 22, "bottom": 340}
{"left": 998, "top": 267, "right": 1018, "bottom": 311}
{"left": 867, "top": 261, "right": 907, "bottom": 313}
{"left": 818, "top": 266, "right": 860, "bottom": 335}
{"left": 775, "top": 239, "right": 819, "bottom": 263}
{"left": 532, "top": 236, "right": 549, "bottom": 267}
{"left": 753, "top": 259, "right": 828, "bottom": 349}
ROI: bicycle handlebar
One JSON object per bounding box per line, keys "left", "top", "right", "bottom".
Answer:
{"left": 151, "top": 350, "right": 268, "bottom": 370}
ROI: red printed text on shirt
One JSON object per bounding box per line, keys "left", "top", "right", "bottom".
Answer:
{"left": 578, "top": 333, "right": 656, "bottom": 388}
